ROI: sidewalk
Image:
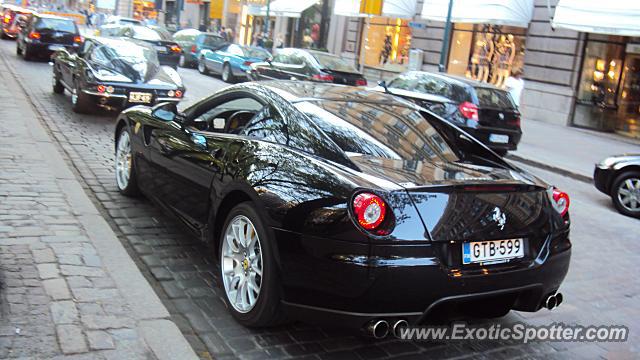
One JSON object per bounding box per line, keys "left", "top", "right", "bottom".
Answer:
{"left": 0, "top": 64, "right": 197, "bottom": 358}
{"left": 511, "top": 118, "right": 640, "bottom": 181}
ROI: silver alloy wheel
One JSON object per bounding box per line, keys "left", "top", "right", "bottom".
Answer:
{"left": 179, "top": 54, "right": 185, "bottom": 67}
{"left": 617, "top": 177, "right": 640, "bottom": 212}
{"left": 115, "top": 131, "right": 132, "bottom": 191}
{"left": 221, "top": 215, "right": 263, "bottom": 313}
{"left": 222, "top": 64, "right": 230, "bottom": 82}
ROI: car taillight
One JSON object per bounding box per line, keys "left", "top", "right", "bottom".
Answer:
{"left": 28, "top": 31, "right": 41, "bottom": 40}
{"left": 175, "top": 90, "right": 183, "bottom": 98}
{"left": 549, "top": 187, "right": 570, "bottom": 217}
{"left": 168, "top": 90, "right": 183, "bottom": 98}
{"left": 458, "top": 101, "right": 479, "bottom": 121}
{"left": 352, "top": 192, "right": 388, "bottom": 232}
{"left": 96, "top": 85, "right": 106, "bottom": 93}
{"left": 355, "top": 79, "right": 367, "bottom": 86}
{"left": 74, "top": 35, "right": 83, "bottom": 44}
{"left": 312, "top": 73, "right": 334, "bottom": 82}
{"left": 508, "top": 117, "right": 521, "bottom": 127}
{"left": 170, "top": 45, "right": 181, "bottom": 53}
{"left": 243, "top": 61, "right": 253, "bottom": 66}
{"left": 190, "top": 45, "right": 197, "bottom": 53}
{"left": 3, "top": 14, "right": 11, "bottom": 24}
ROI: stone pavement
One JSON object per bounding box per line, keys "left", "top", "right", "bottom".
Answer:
{"left": 511, "top": 118, "right": 640, "bottom": 181}
{"left": 0, "top": 61, "right": 196, "bottom": 358}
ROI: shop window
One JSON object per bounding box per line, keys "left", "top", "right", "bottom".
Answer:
{"left": 362, "top": 17, "right": 412, "bottom": 72}
{"left": 447, "top": 24, "right": 526, "bottom": 87}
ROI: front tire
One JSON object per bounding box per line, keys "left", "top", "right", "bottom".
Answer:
{"left": 115, "top": 128, "right": 141, "bottom": 196}
{"left": 16, "top": 42, "right": 22, "bottom": 55}
{"left": 198, "top": 57, "right": 208, "bottom": 74}
{"left": 52, "top": 72, "right": 64, "bottom": 94}
{"left": 22, "top": 44, "right": 31, "bottom": 60}
{"left": 219, "top": 203, "right": 283, "bottom": 327}
{"left": 221, "top": 63, "right": 234, "bottom": 83}
{"left": 178, "top": 54, "right": 187, "bottom": 68}
{"left": 610, "top": 171, "right": 640, "bottom": 218}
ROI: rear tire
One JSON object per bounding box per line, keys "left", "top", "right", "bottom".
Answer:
{"left": 52, "top": 72, "right": 64, "bottom": 94}
{"left": 16, "top": 42, "right": 22, "bottom": 55}
{"left": 22, "top": 44, "right": 31, "bottom": 61}
{"left": 178, "top": 54, "right": 187, "bottom": 68}
{"left": 219, "top": 202, "right": 284, "bottom": 327}
{"left": 610, "top": 170, "right": 640, "bottom": 218}
{"left": 221, "top": 63, "right": 234, "bottom": 83}
{"left": 198, "top": 57, "right": 208, "bottom": 75}
{"left": 71, "top": 81, "right": 92, "bottom": 114}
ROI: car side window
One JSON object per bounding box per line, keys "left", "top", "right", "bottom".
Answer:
{"left": 272, "top": 53, "right": 289, "bottom": 64}
{"left": 227, "top": 44, "right": 244, "bottom": 56}
{"left": 289, "top": 53, "right": 305, "bottom": 66}
{"left": 192, "top": 97, "right": 264, "bottom": 134}
{"left": 80, "top": 40, "right": 94, "bottom": 58}
{"left": 241, "top": 106, "right": 289, "bottom": 144}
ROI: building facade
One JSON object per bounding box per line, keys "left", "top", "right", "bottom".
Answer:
{"left": 331, "top": 0, "right": 640, "bottom": 139}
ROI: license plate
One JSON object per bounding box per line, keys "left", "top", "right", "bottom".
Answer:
{"left": 129, "top": 92, "right": 152, "bottom": 103}
{"left": 489, "top": 134, "right": 509, "bottom": 143}
{"left": 48, "top": 45, "right": 65, "bottom": 51}
{"left": 154, "top": 45, "right": 167, "bottom": 53}
{"left": 462, "top": 238, "right": 524, "bottom": 264}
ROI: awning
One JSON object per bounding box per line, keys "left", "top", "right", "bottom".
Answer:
{"left": 552, "top": 0, "right": 640, "bottom": 37}
{"left": 420, "top": 0, "right": 534, "bottom": 28}
{"left": 334, "top": 0, "right": 417, "bottom": 19}
{"left": 248, "top": 0, "right": 318, "bottom": 18}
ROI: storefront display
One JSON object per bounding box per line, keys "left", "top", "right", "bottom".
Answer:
{"left": 447, "top": 24, "right": 526, "bottom": 87}
{"left": 574, "top": 35, "right": 640, "bottom": 138}
{"left": 133, "top": 0, "right": 157, "bottom": 21}
{"left": 362, "top": 17, "right": 411, "bottom": 72}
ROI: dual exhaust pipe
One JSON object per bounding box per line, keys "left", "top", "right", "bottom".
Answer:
{"left": 365, "top": 319, "right": 408, "bottom": 339}
{"left": 544, "top": 292, "right": 563, "bottom": 310}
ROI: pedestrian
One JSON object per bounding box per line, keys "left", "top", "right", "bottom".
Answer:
{"left": 220, "top": 26, "right": 228, "bottom": 41}
{"left": 504, "top": 69, "right": 525, "bottom": 108}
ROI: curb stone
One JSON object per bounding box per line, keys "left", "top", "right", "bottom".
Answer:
{"left": 507, "top": 154, "right": 593, "bottom": 184}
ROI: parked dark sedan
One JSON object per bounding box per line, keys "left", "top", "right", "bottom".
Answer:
{"left": 16, "top": 13, "right": 82, "bottom": 60}
{"left": 248, "top": 48, "right": 367, "bottom": 86}
{"left": 52, "top": 37, "right": 185, "bottom": 113}
{"left": 113, "top": 81, "right": 571, "bottom": 335}
{"left": 374, "top": 71, "right": 522, "bottom": 155}
{"left": 1, "top": 4, "right": 33, "bottom": 39}
{"left": 99, "top": 24, "right": 182, "bottom": 68}
{"left": 594, "top": 154, "right": 640, "bottom": 218}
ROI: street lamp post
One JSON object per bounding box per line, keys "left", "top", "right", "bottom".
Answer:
{"left": 438, "top": 0, "right": 454, "bottom": 72}
{"left": 263, "top": 0, "right": 271, "bottom": 36}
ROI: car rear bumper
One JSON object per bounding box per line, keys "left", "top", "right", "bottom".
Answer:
{"left": 463, "top": 126, "right": 522, "bottom": 151}
{"left": 81, "top": 89, "right": 181, "bottom": 108}
{"left": 275, "top": 228, "right": 571, "bottom": 328}
{"left": 24, "top": 42, "right": 76, "bottom": 57}
{"left": 593, "top": 166, "right": 614, "bottom": 194}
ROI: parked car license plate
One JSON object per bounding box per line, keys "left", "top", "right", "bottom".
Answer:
{"left": 489, "top": 134, "right": 509, "bottom": 143}
{"left": 154, "top": 45, "right": 167, "bottom": 53}
{"left": 48, "top": 45, "right": 65, "bottom": 51}
{"left": 129, "top": 92, "right": 152, "bottom": 103}
{"left": 462, "top": 238, "right": 524, "bottom": 264}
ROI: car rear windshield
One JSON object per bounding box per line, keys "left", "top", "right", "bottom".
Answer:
{"left": 202, "top": 35, "right": 223, "bottom": 47}
{"left": 312, "top": 53, "right": 358, "bottom": 73}
{"left": 242, "top": 46, "right": 270, "bottom": 59}
{"left": 132, "top": 26, "right": 164, "bottom": 41}
{"left": 35, "top": 18, "right": 76, "bottom": 33}
{"left": 388, "top": 72, "right": 471, "bottom": 102}
{"left": 474, "top": 87, "right": 516, "bottom": 109}
{"left": 293, "top": 100, "right": 460, "bottom": 164}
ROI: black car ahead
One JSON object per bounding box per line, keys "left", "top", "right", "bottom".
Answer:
{"left": 248, "top": 48, "right": 367, "bottom": 86}
{"left": 113, "top": 81, "right": 571, "bottom": 334}
{"left": 16, "top": 13, "right": 82, "bottom": 60}
{"left": 51, "top": 37, "right": 185, "bottom": 113}
{"left": 374, "top": 71, "right": 522, "bottom": 155}
{"left": 594, "top": 154, "right": 640, "bottom": 218}
{"left": 99, "top": 24, "right": 182, "bottom": 68}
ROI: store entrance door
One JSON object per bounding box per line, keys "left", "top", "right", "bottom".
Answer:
{"left": 616, "top": 54, "right": 640, "bottom": 138}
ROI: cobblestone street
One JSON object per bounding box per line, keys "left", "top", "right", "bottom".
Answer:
{"left": 0, "top": 36, "right": 639, "bottom": 360}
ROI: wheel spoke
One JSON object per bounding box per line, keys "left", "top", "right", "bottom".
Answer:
{"left": 619, "top": 189, "right": 631, "bottom": 196}
{"left": 624, "top": 179, "right": 634, "bottom": 190}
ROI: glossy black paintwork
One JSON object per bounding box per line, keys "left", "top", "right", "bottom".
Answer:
{"left": 52, "top": 37, "right": 185, "bottom": 110}
{"left": 593, "top": 154, "right": 640, "bottom": 194}
{"left": 116, "top": 81, "right": 571, "bottom": 324}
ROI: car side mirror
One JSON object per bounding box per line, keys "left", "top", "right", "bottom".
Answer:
{"left": 152, "top": 102, "right": 180, "bottom": 122}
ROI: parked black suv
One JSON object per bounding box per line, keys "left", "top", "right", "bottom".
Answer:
{"left": 16, "top": 14, "right": 81, "bottom": 60}
{"left": 374, "top": 71, "right": 522, "bottom": 155}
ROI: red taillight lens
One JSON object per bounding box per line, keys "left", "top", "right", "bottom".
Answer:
{"left": 353, "top": 192, "right": 387, "bottom": 231}
{"left": 458, "top": 101, "right": 479, "bottom": 121}
{"left": 312, "top": 73, "right": 334, "bottom": 82}
{"left": 355, "top": 79, "right": 367, "bottom": 86}
{"left": 74, "top": 35, "right": 83, "bottom": 44}
{"left": 508, "top": 117, "right": 521, "bottom": 127}
{"left": 243, "top": 61, "right": 253, "bottom": 66}
{"left": 174, "top": 90, "right": 183, "bottom": 98}
{"left": 170, "top": 45, "right": 181, "bottom": 53}
{"left": 28, "top": 31, "right": 41, "bottom": 40}
{"left": 96, "top": 85, "right": 106, "bottom": 93}
{"left": 190, "top": 45, "right": 197, "bottom": 53}
{"left": 550, "top": 188, "right": 570, "bottom": 217}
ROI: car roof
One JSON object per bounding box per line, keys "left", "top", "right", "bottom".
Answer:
{"left": 174, "top": 28, "right": 200, "bottom": 35}
{"left": 408, "top": 71, "right": 504, "bottom": 91}
{"left": 34, "top": 13, "right": 73, "bottom": 21}
{"left": 254, "top": 81, "right": 418, "bottom": 108}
